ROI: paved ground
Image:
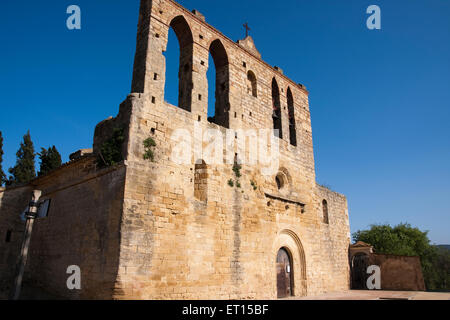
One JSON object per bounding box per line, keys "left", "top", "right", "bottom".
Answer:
{"left": 290, "top": 290, "right": 450, "bottom": 300}
{"left": 3, "top": 287, "right": 449, "bottom": 300}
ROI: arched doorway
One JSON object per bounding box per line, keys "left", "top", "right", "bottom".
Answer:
{"left": 276, "top": 248, "right": 293, "bottom": 298}
{"left": 351, "top": 253, "right": 369, "bottom": 289}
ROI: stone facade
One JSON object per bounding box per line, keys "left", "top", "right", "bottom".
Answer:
{"left": 0, "top": 0, "right": 351, "bottom": 299}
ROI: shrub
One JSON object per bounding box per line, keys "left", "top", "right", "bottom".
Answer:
{"left": 143, "top": 137, "right": 157, "bottom": 162}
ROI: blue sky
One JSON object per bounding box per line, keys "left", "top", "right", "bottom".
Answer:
{"left": 0, "top": 1, "right": 449, "bottom": 244}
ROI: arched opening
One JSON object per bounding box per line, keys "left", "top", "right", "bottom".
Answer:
{"left": 276, "top": 247, "right": 294, "bottom": 298}
{"left": 163, "top": 15, "right": 193, "bottom": 112}
{"left": 351, "top": 253, "right": 370, "bottom": 289}
{"left": 322, "top": 199, "right": 329, "bottom": 224}
{"left": 247, "top": 70, "right": 257, "bottom": 97}
{"left": 287, "top": 87, "right": 297, "bottom": 146}
{"left": 194, "top": 159, "right": 208, "bottom": 202}
{"left": 276, "top": 175, "right": 283, "bottom": 190}
{"left": 275, "top": 230, "right": 307, "bottom": 297}
{"left": 275, "top": 171, "right": 288, "bottom": 192}
{"left": 207, "top": 39, "right": 230, "bottom": 128}
{"left": 272, "top": 78, "right": 282, "bottom": 139}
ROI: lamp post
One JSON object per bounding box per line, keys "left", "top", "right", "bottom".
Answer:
{"left": 10, "top": 190, "right": 41, "bottom": 300}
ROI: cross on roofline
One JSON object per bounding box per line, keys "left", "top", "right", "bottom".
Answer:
{"left": 243, "top": 22, "right": 251, "bottom": 38}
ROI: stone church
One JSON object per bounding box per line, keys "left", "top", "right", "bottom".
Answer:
{"left": 0, "top": 0, "right": 351, "bottom": 299}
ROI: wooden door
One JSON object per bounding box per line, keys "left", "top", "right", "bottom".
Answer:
{"left": 277, "top": 248, "right": 293, "bottom": 298}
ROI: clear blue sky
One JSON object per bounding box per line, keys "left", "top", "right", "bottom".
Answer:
{"left": 0, "top": 1, "right": 449, "bottom": 244}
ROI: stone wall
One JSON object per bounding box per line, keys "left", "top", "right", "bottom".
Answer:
{"left": 313, "top": 185, "right": 351, "bottom": 294}
{"left": 0, "top": 157, "right": 126, "bottom": 299}
{"left": 349, "top": 243, "right": 426, "bottom": 291}
{"left": 0, "top": 184, "right": 32, "bottom": 299}
{"left": 103, "top": 93, "right": 350, "bottom": 299}
{"left": 370, "top": 254, "right": 426, "bottom": 291}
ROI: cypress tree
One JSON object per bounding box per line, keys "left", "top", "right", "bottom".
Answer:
{"left": 0, "top": 131, "right": 5, "bottom": 185}
{"left": 38, "top": 146, "right": 62, "bottom": 176}
{"left": 7, "top": 130, "right": 36, "bottom": 185}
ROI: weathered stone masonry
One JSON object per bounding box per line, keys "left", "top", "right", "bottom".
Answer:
{"left": 0, "top": 0, "right": 350, "bottom": 299}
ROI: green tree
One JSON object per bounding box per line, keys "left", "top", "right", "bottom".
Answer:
{"left": 353, "top": 223, "right": 431, "bottom": 256}
{"left": 38, "top": 146, "right": 62, "bottom": 176}
{"left": 433, "top": 247, "right": 450, "bottom": 291}
{"left": 353, "top": 223, "right": 449, "bottom": 291}
{"left": 0, "top": 131, "right": 6, "bottom": 185}
{"left": 7, "top": 130, "right": 36, "bottom": 185}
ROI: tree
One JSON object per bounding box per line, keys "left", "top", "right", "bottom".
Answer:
{"left": 353, "top": 223, "right": 450, "bottom": 292}
{"left": 38, "top": 146, "right": 62, "bottom": 176}
{"left": 7, "top": 130, "right": 36, "bottom": 185}
{"left": 0, "top": 131, "right": 6, "bottom": 185}
{"left": 353, "top": 223, "right": 431, "bottom": 257}
{"left": 433, "top": 247, "right": 450, "bottom": 291}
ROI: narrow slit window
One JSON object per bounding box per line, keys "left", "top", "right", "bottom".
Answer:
{"left": 322, "top": 200, "right": 329, "bottom": 224}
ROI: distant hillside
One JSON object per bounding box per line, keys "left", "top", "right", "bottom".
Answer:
{"left": 437, "top": 245, "right": 450, "bottom": 251}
